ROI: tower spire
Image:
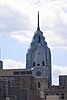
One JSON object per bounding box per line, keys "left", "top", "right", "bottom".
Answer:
{"left": 37, "top": 11, "right": 40, "bottom": 31}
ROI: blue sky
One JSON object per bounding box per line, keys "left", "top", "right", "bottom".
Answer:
{"left": 0, "top": 0, "right": 67, "bottom": 85}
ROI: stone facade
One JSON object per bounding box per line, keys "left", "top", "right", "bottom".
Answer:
{"left": 0, "top": 70, "right": 43, "bottom": 100}
{"left": 44, "top": 86, "right": 67, "bottom": 100}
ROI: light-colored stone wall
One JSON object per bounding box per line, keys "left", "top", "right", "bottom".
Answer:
{"left": 46, "top": 95, "right": 59, "bottom": 100}
{"left": 0, "top": 69, "right": 31, "bottom": 76}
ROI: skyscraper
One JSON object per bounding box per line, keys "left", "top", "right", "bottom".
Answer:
{"left": 0, "top": 60, "right": 3, "bottom": 69}
{"left": 26, "top": 12, "right": 51, "bottom": 87}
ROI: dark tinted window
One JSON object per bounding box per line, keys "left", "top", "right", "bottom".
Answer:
{"left": 38, "top": 82, "right": 40, "bottom": 88}
{"left": 61, "top": 94, "right": 64, "bottom": 99}
{"left": 42, "top": 61, "right": 45, "bottom": 66}
{"left": 13, "top": 72, "right": 19, "bottom": 75}
{"left": 27, "top": 71, "right": 32, "bottom": 74}
{"left": 37, "top": 64, "right": 40, "bottom": 66}
{"left": 20, "top": 71, "right": 26, "bottom": 75}
{"left": 33, "top": 62, "right": 35, "bottom": 66}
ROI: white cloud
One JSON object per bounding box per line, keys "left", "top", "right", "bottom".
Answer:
{"left": 11, "top": 31, "right": 34, "bottom": 44}
{"left": 3, "top": 59, "right": 25, "bottom": 69}
{"left": 39, "top": 2, "right": 67, "bottom": 47}
{"left": 0, "top": 1, "right": 33, "bottom": 34}
{"left": 52, "top": 64, "right": 67, "bottom": 85}
{"left": 0, "top": 0, "right": 36, "bottom": 16}
{"left": 45, "top": 30, "right": 67, "bottom": 47}
{"left": 11, "top": 32, "right": 30, "bottom": 44}
{"left": 0, "top": 0, "right": 67, "bottom": 47}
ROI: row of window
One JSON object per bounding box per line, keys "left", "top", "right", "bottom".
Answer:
{"left": 59, "top": 78, "right": 67, "bottom": 86}
{"left": 13, "top": 71, "right": 32, "bottom": 75}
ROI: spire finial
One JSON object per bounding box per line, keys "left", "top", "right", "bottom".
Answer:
{"left": 37, "top": 11, "right": 40, "bottom": 31}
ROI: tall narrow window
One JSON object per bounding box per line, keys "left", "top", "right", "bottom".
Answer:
{"left": 61, "top": 94, "right": 64, "bottom": 99}
{"left": 33, "top": 62, "right": 35, "bottom": 66}
{"left": 42, "top": 61, "right": 45, "bottom": 66}
{"left": 38, "top": 82, "right": 40, "bottom": 88}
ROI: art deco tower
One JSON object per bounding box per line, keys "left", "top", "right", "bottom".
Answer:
{"left": 26, "top": 12, "right": 51, "bottom": 87}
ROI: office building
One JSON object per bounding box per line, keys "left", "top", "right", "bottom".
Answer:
{"left": 26, "top": 12, "right": 51, "bottom": 88}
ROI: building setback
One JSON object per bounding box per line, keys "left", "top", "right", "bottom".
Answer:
{"left": 26, "top": 12, "right": 51, "bottom": 88}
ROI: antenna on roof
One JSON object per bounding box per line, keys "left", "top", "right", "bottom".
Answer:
{"left": 37, "top": 11, "right": 40, "bottom": 31}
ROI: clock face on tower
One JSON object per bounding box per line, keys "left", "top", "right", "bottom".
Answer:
{"left": 36, "top": 71, "right": 41, "bottom": 76}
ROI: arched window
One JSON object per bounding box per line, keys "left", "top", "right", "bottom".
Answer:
{"left": 42, "top": 61, "right": 45, "bottom": 66}
{"left": 33, "top": 62, "right": 35, "bottom": 66}
{"left": 37, "top": 64, "right": 40, "bottom": 66}
{"left": 38, "top": 82, "right": 41, "bottom": 88}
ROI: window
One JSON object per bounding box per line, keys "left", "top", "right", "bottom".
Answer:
{"left": 46, "top": 94, "right": 48, "bottom": 95}
{"left": 56, "top": 94, "right": 59, "bottom": 95}
{"left": 8, "top": 80, "right": 11, "bottom": 85}
{"left": 13, "top": 71, "right": 19, "bottom": 75}
{"left": 0, "top": 88, "right": 2, "bottom": 97}
{"left": 27, "top": 71, "right": 32, "bottom": 74}
{"left": 38, "top": 82, "right": 40, "bottom": 88}
{"left": 12, "top": 80, "right": 18, "bottom": 86}
{"left": 33, "top": 62, "right": 35, "bottom": 66}
{"left": 42, "top": 61, "right": 45, "bottom": 66}
{"left": 61, "top": 94, "right": 64, "bottom": 99}
{"left": 37, "top": 64, "right": 40, "bottom": 66}
{"left": 20, "top": 71, "right": 26, "bottom": 75}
